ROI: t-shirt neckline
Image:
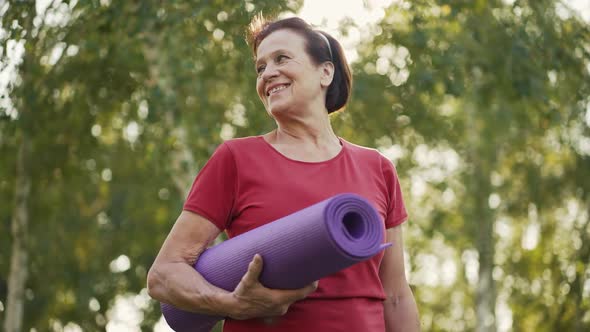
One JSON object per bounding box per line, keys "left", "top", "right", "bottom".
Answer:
{"left": 257, "top": 135, "right": 347, "bottom": 165}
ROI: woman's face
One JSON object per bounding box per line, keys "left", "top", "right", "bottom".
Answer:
{"left": 255, "top": 29, "right": 331, "bottom": 116}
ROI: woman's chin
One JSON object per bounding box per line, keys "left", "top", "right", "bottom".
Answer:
{"left": 268, "top": 104, "right": 290, "bottom": 117}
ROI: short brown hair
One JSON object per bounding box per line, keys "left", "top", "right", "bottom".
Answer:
{"left": 246, "top": 15, "right": 352, "bottom": 114}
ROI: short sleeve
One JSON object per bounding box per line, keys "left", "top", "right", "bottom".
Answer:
{"left": 380, "top": 156, "right": 408, "bottom": 228}
{"left": 183, "top": 143, "right": 237, "bottom": 230}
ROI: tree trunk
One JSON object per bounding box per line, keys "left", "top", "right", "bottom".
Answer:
{"left": 572, "top": 207, "right": 589, "bottom": 332}
{"left": 466, "top": 102, "right": 497, "bottom": 332}
{"left": 474, "top": 181, "right": 496, "bottom": 332}
{"left": 4, "top": 134, "right": 31, "bottom": 332}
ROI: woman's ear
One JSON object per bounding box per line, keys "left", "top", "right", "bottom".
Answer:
{"left": 320, "top": 61, "right": 335, "bottom": 88}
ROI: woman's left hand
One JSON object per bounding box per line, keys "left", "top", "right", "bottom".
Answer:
{"left": 226, "top": 254, "right": 318, "bottom": 320}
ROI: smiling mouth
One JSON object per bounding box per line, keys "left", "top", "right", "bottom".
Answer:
{"left": 267, "top": 84, "right": 291, "bottom": 97}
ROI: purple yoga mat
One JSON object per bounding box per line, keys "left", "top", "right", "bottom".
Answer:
{"left": 160, "top": 193, "right": 390, "bottom": 332}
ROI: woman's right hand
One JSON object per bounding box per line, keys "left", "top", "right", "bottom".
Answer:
{"left": 226, "top": 254, "right": 318, "bottom": 320}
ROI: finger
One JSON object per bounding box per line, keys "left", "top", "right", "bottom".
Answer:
{"left": 241, "top": 254, "right": 264, "bottom": 287}
{"left": 283, "top": 281, "right": 318, "bottom": 301}
{"left": 298, "top": 280, "right": 318, "bottom": 293}
{"left": 304, "top": 280, "right": 319, "bottom": 294}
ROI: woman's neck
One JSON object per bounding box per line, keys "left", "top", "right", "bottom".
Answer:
{"left": 274, "top": 117, "right": 338, "bottom": 147}
{"left": 271, "top": 102, "right": 339, "bottom": 147}
{"left": 264, "top": 109, "right": 342, "bottom": 163}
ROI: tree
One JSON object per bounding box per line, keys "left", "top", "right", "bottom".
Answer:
{"left": 2, "top": 0, "right": 588, "bottom": 330}
{"left": 1, "top": 0, "right": 300, "bottom": 330}
{"left": 341, "top": 0, "right": 590, "bottom": 330}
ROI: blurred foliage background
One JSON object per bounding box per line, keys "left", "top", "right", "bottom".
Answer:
{"left": 1, "top": 0, "right": 589, "bottom": 331}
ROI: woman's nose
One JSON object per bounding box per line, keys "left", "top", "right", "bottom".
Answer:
{"left": 261, "top": 64, "right": 279, "bottom": 81}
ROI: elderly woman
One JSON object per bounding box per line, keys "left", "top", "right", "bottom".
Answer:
{"left": 147, "top": 16, "right": 420, "bottom": 332}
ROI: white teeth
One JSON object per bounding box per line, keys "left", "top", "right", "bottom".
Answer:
{"left": 268, "top": 84, "right": 288, "bottom": 95}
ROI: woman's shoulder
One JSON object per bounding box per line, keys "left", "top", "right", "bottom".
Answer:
{"left": 341, "top": 138, "right": 398, "bottom": 171}
{"left": 221, "top": 135, "right": 264, "bottom": 149}
{"left": 218, "top": 136, "right": 268, "bottom": 159}
{"left": 341, "top": 138, "right": 384, "bottom": 159}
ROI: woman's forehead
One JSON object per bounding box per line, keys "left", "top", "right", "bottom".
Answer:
{"left": 256, "top": 29, "right": 306, "bottom": 59}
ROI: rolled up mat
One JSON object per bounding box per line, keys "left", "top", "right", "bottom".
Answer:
{"left": 160, "top": 193, "right": 391, "bottom": 332}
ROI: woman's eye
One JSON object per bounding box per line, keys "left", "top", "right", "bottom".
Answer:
{"left": 256, "top": 65, "right": 265, "bottom": 75}
{"left": 276, "top": 54, "right": 288, "bottom": 63}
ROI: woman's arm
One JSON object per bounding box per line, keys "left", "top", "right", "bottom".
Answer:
{"left": 379, "top": 225, "right": 421, "bottom": 332}
{"left": 147, "top": 210, "right": 317, "bottom": 319}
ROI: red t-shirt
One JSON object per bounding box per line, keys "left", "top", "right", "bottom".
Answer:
{"left": 183, "top": 136, "right": 408, "bottom": 332}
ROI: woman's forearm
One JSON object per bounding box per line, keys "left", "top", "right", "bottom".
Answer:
{"left": 147, "top": 211, "right": 237, "bottom": 316}
{"left": 383, "top": 285, "right": 420, "bottom": 332}
{"left": 148, "top": 255, "right": 318, "bottom": 320}
{"left": 147, "top": 261, "right": 235, "bottom": 317}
